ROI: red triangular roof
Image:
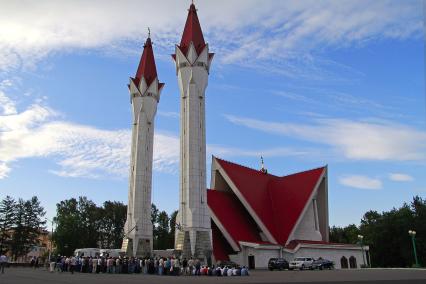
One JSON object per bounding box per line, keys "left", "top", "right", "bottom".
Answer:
{"left": 179, "top": 3, "right": 206, "bottom": 55}
{"left": 134, "top": 37, "right": 159, "bottom": 88}
{"left": 213, "top": 158, "right": 325, "bottom": 245}
{"left": 208, "top": 190, "right": 264, "bottom": 246}
{"left": 212, "top": 222, "right": 233, "bottom": 261}
{"left": 268, "top": 167, "right": 325, "bottom": 243}
{"left": 215, "top": 158, "right": 279, "bottom": 241}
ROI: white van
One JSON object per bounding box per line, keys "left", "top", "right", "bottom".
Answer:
{"left": 99, "top": 249, "right": 124, "bottom": 258}
{"left": 74, "top": 248, "right": 101, "bottom": 258}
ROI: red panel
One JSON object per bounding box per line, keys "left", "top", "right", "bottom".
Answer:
{"left": 178, "top": 3, "right": 206, "bottom": 56}
{"left": 268, "top": 167, "right": 324, "bottom": 244}
{"left": 215, "top": 158, "right": 325, "bottom": 245}
{"left": 212, "top": 222, "right": 232, "bottom": 261}
{"left": 208, "top": 190, "right": 263, "bottom": 245}
{"left": 134, "top": 37, "right": 163, "bottom": 89}
{"left": 216, "top": 158, "right": 279, "bottom": 241}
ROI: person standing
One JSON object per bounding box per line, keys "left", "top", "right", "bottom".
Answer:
{"left": 70, "top": 256, "right": 76, "bottom": 274}
{"left": 188, "top": 258, "right": 194, "bottom": 276}
{"left": 195, "top": 259, "right": 201, "bottom": 276}
{"left": 92, "top": 256, "right": 97, "bottom": 273}
{"left": 174, "top": 258, "right": 180, "bottom": 276}
{"left": 182, "top": 258, "right": 188, "bottom": 275}
{"left": 158, "top": 257, "right": 164, "bottom": 275}
{"left": 116, "top": 257, "right": 122, "bottom": 274}
{"left": 0, "top": 253, "right": 8, "bottom": 274}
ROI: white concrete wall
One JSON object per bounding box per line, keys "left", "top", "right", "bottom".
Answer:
{"left": 124, "top": 76, "right": 161, "bottom": 256}
{"left": 175, "top": 43, "right": 212, "bottom": 258}
{"left": 292, "top": 199, "right": 322, "bottom": 241}
{"left": 230, "top": 246, "right": 280, "bottom": 269}
{"left": 227, "top": 245, "right": 366, "bottom": 270}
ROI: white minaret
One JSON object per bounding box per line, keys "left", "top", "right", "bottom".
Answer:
{"left": 173, "top": 3, "right": 214, "bottom": 261}
{"left": 122, "top": 34, "right": 164, "bottom": 257}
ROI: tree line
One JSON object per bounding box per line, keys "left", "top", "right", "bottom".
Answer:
{"left": 0, "top": 196, "right": 46, "bottom": 260}
{"left": 53, "top": 196, "right": 177, "bottom": 256}
{"left": 330, "top": 196, "right": 425, "bottom": 267}
{"left": 2, "top": 194, "right": 424, "bottom": 267}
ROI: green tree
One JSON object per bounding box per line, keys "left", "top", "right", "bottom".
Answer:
{"left": 53, "top": 198, "right": 82, "bottom": 256}
{"left": 154, "top": 211, "right": 170, "bottom": 250}
{"left": 54, "top": 197, "right": 127, "bottom": 255}
{"left": 329, "top": 224, "right": 360, "bottom": 244}
{"left": 98, "top": 201, "right": 127, "bottom": 249}
{"left": 411, "top": 196, "right": 426, "bottom": 266}
{"left": 0, "top": 196, "right": 16, "bottom": 254}
{"left": 168, "top": 210, "right": 178, "bottom": 248}
{"left": 10, "top": 197, "right": 46, "bottom": 260}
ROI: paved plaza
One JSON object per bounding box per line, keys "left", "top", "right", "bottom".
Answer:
{"left": 1, "top": 268, "right": 426, "bottom": 284}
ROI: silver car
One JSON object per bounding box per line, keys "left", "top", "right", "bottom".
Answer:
{"left": 289, "top": 257, "right": 314, "bottom": 270}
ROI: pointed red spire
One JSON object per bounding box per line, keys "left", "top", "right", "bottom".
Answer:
{"left": 134, "top": 37, "right": 158, "bottom": 87}
{"left": 179, "top": 3, "right": 206, "bottom": 55}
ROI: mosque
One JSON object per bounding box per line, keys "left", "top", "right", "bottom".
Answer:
{"left": 122, "top": 3, "right": 369, "bottom": 269}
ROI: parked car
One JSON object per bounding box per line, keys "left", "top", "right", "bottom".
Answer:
{"left": 312, "top": 258, "right": 334, "bottom": 270}
{"left": 268, "top": 258, "right": 289, "bottom": 270}
{"left": 289, "top": 257, "right": 314, "bottom": 270}
{"left": 217, "top": 260, "right": 238, "bottom": 268}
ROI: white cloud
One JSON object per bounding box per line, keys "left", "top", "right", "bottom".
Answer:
{"left": 0, "top": 87, "right": 314, "bottom": 179}
{"left": 207, "top": 144, "right": 310, "bottom": 159}
{"left": 0, "top": 162, "right": 11, "bottom": 179}
{"left": 0, "top": 84, "right": 181, "bottom": 178}
{"left": 224, "top": 115, "right": 426, "bottom": 161}
{"left": 389, "top": 173, "right": 414, "bottom": 182}
{"left": 157, "top": 111, "right": 179, "bottom": 119}
{"left": 339, "top": 175, "right": 382, "bottom": 190}
{"left": 0, "top": 79, "right": 17, "bottom": 115}
{"left": 0, "top": 0, "right": 421, "bottom": 74}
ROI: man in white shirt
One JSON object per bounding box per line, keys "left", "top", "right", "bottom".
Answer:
{"left": 0, "top": 254, "right": 8, "bottom": 274}
{"left": 92, "top": 257, "right": 98, "bottom": 273}
{"left": 70, "top": 256, "right": 77, "bottom": 274}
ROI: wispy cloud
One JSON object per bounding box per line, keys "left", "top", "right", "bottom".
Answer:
{"left": 224, "top": 114, "right": 426, "bottom": 161}
{"left": 0, "top": 83, "right": 180, "bottom": 178}
{"left": 388, "top": 173, "right": 414, "bottom": 182}
{"left": 0, "top": 86, "right": 315, "bottom": 179}
{"left": 157, "top": 111, "right": 179, "bottom": 119}
{"left": 0, "top": 79, "right": 17, "bottom": 115}
{"left": 207, "top": 145, "right": 311, "bottom": 159}
{"left": 339, "top": 175, "right": 382, "bottom": 190}
{"left": 0, "top": 0, "right": 422, "bottom": 77}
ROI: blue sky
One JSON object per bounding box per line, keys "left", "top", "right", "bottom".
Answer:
{"left": 0, "top": 0, "right": 425, "bottom": 228}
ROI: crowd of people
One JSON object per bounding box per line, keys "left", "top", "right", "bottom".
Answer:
{"left": 50, "top": 255, "right": 250, "bottom": 276}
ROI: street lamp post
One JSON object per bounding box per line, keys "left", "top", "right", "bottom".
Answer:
{"left": 358, "top": 234, "right": 366, "bottom": 267}
{"left": 46, "top": 218, "right": 55, "bottom": 263}
{"left": 408, "top": 230, "right": 419, "bottom": 268}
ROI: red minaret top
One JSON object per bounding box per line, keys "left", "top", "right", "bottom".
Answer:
{"left": 133, "top": 36, "right": 163, "bottom": 89}
{"left": 179, "top": 3, "right": 206, "bottom": 55}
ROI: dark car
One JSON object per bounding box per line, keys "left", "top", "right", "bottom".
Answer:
{"left": 217, "top": 260, "right": 237, "bottom": 268}
{"left": 312, "top": 258, "right": 334, "bottom": 270}
{"left": 268, "top": 258, "right": 289, "bottom": 270}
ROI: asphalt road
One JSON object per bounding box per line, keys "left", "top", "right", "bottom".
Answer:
{"left": 1, "top": 267, "right": 426, "bottom": 284}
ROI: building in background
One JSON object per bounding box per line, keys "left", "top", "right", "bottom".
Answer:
{"left": 208, "top": 157, "right": 369, "bottom": 269}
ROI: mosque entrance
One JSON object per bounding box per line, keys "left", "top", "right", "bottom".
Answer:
{"left": 248, "top": 255, "right": 255, "bottom": 269}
